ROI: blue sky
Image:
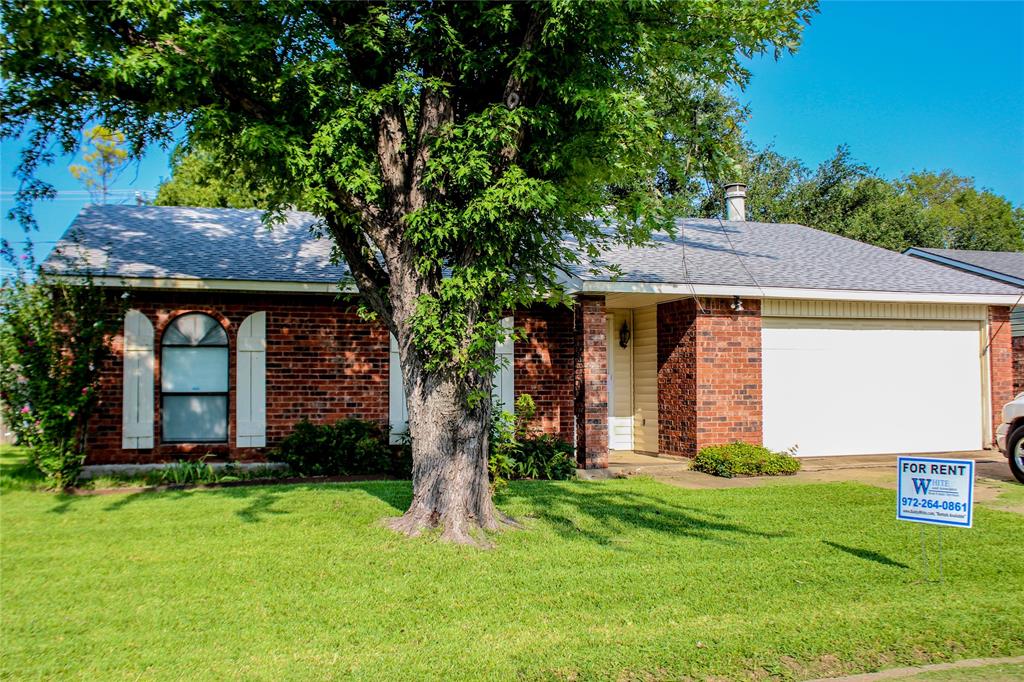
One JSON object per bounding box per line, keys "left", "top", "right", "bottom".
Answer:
{"left": 2, "top": 0, "right": 1022, "bottom": 269}
{"left": 737, "top": 1, "right": 1024, "bottom": 202}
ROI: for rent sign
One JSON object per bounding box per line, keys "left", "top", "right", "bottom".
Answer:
{"left": 897, "top": 457, "right": 974, "bottom": 528}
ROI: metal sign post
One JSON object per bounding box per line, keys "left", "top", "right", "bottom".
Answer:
{"left": 898, "top": 456, "right": 973, "bottom": 583}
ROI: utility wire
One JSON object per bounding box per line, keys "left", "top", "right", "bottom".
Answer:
{"left": 678, "top": 219, "right": 707, "bottom": 314}
{"left": 716, "top": 215, "right": 766, "bottom": 298}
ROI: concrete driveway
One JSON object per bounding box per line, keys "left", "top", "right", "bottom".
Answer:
{"left": 591, "top": 449, "right": 1024, "bottom": 514}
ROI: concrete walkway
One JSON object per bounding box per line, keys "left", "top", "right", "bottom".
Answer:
{"left": 581, "top": 449, "right": 1023, "bottom": 513}
{"left": 804, "top": 655, "right": 1024, "bottom": 681}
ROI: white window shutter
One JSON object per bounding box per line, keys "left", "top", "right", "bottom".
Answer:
{"left": 122, "top": 309, "right": 154, "bottom": 449}
{"left": 492, "top": 316, "right": 515, "bottom": 414}
{"left": 389, "top": 334, "right": 408, "bottom": 445}
{"left": 236, "top": 312, "right": 267, "bottom": 447}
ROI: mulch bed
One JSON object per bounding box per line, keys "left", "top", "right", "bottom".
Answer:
{"left": 63, "top": 474, "right": 393, "bottom": 496}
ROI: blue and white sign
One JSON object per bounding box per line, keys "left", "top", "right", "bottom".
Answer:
{"left": 897, "top": 457, "right": 974, "bottom": 528}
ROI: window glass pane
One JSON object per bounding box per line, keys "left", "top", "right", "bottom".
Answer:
{"left": 162, "top": 323, "right": 190, "bottom": 346}
{"left": 164, "top": 314, "right": 226, "bottom": 347}
{"left": 162, "top": 395, "right": 227, "bottom": 442}
{"left": 161, "top": 347, "right": 228, "bottom": 392}
{"left": 197, "top": 322, "right": 227, "bottom": 346}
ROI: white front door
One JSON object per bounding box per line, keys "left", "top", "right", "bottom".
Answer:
{"left": 607, "top": 310, "right": 634, "bottom": 450}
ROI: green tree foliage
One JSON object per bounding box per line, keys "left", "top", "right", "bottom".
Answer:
{"left": 68, "top": 125, "right": 130, "bottom": 204}
{"left": 155, "top": 146, "right": 282, "bottom": 209}
{"left": 1, "top": 0, "right": 816, "bottom": 541}
{"left": 0, "top": 268, "right": 123, "bottom": 487}
{"left": 901, "top": 170, "right": 1024, "bottom": 251}
{"left": 698, "top": 145, "right": 1024, "bottom": 252}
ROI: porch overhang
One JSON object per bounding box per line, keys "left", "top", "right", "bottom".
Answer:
{"left": 574, "top": 280, "right": 1022, "bottom": 307}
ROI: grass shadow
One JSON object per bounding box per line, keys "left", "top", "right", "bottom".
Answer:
{"left": 352, "top": 478, "right": 787, "bottom": 548}
{"left": 37, "top": 480, "right": 409, "bottom": 520}
{"left": 0, "top": 446, "right": 47, "bottom": 492}
{"left": 489, "top": 480, "right": 790, "bottom": 548}
{"left": 37, "top": 473, "right": 780, "bottom": 548}
{"left": 823, "top": 540, "right": 909, "bottom": 569}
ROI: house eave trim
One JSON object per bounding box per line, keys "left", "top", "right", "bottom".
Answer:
{"left": 903, "top": 248, "right": 1024, "bottom": 288}
{"left": 577, "top": 280, "right": 1024, "bottom": 305}
{"left": 51, "top": 275, "right": 358, "bottom": 294}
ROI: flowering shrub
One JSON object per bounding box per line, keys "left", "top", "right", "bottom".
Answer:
{"left": 0, "top": 268, "right": 122, "bottom": 487}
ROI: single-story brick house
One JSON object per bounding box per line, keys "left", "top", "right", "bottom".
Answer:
{"left": 43, "top": 187, "right": 1022, "bottom": 467}
{"left": 904, "top": 247, "right": 1024, "bottom": 395}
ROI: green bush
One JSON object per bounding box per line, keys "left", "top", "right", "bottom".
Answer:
{"left": 489, "top": 395, "right": 576, "bottom": 487}
{"left": 0, "top": 266, "right": 125, "bottom": 488}
{"left": 517, "top": 434, "right": 577, "bottom": 480}
{"left": 274, "top": 419, "right": 393, "bottom": 477}
{"left": 692, "top": 442, "right": 801, "bottom": 478}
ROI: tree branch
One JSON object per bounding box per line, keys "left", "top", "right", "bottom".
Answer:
{"left": 408, "top": 85, "right": 453, "bottom": 212}
{"left": 106, "top": 17, "right": 275, "bottom": 121}
{"left": 323, "top": 213, "right": 393, "bottom": 326}
{"left": 498, "top": 7, "right": 545, "bottom": 167}
{"left": 375, "top": 104, "right": 411, "bottom": 218}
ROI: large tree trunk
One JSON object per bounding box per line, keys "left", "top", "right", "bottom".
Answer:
{"left": 386, "top": 339, "right": 514, "bottom": 546}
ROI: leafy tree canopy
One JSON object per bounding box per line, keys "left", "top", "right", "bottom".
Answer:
{"left": 1, "top": 0, "right": 817, "bottom": 541}
{"left": 3, "top": 1, "right": 814, "bottom": 355}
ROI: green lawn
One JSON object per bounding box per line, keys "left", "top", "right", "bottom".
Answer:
{"left": 2, "top": 450, "right": 1023, "bottom": 680}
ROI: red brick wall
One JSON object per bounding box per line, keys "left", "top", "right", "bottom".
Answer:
{"left": 574, "top": 296, "right": 608, "bottom": 468}
{"left": 989, "top": 306, "right": 1014, "bottom": 445}
{"left": 1013, "top": 336, "right": 1024, "bottom": 397}
{"left": 514, "top": 304, "right": 575, "bottom": 442}
{"left": 694, "top": 298, "right": 762, "bottom": 450}
{"left": 657, "top": 299, "right": 698, "bottom": 458}
{"left": 87, "top": 290, "right": 389, "bottom": 464}
{"left": 657, "top": 297, "right": 763, "bottom": 458}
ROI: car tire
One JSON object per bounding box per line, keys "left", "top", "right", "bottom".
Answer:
{"left": 1008, "top": 425, "right": 1024, "bottom": 485}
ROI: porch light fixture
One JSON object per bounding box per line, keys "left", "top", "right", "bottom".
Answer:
{"left": 731, "top": 296, "right": 744, "bottom": 312}
{"left": 619, "top": 320, "right": 631, "bottom": 349}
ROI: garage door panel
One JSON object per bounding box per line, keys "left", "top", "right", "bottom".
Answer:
{"left": 763, "top": 318, "right": 982, "bottom": 456}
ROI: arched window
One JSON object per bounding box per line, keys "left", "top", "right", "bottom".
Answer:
{"left": 161, "top": 313, "right": 228, "bottom": 443}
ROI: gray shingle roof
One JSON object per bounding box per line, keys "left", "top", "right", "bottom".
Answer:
{"left": 42, "top": 205, "right": 1021, "bottom": 297}
{"left": 908, "top": 248, "right": 1024, "bottom": 284}
{"left": 574, "top": 219, "right": 1021, "bottom": 295}
{"left": 43, "top": 204, "right": 346, "bottom": 283}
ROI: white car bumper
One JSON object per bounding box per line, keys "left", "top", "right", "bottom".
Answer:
{"left": 996, "top": 423, "right": 1010, "bottom": 455}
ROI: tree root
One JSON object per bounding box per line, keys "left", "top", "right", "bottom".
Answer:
{"left": 385, "top": 505, "right": 519, "bottom": 547}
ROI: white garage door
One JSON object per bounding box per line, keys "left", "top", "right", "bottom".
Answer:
{"left": 762, "top": 318, "right": 984, "bottom": 457}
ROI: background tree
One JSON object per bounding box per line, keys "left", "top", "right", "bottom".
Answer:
{"left": 900, "top": 170, "right": 1024, "bottom": 251}
{"left": 155, "top": 145, "right": 283, "bottom": 209}
{"left": 69, "top": 126, "right": 130, "bottom": 204}
{"left": 695, "top": 144, "right": 1023, "bottom": 252}
{"left": 2, "top": 0, "right": 815, "bottom": 543}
